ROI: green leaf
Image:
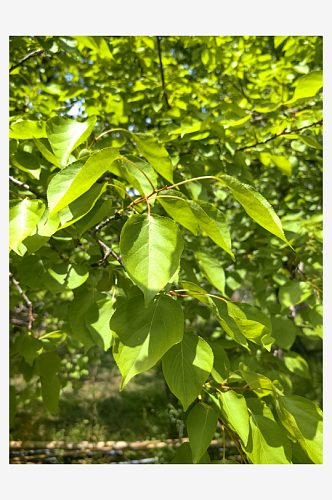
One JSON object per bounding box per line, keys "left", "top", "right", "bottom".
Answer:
{"left": 299, "top": 135, "right": 323, "bottom": 150}
{"left": 131, "top": 132, "right": 174, "bottom": 183}
{"left": 208, "top": 342, "right": 230, "bottom": 383}
{"left": 274, "top": 36, "right": 288, "bottom": 48}
{"left": 17, "top": 334, "right": 43, "bottom": 366}
{"left": 46, "top": 115, "right": 97, "bottom": 167}
{"left": 226, "top": 302, "right": 274, "bottom": 350}
{"left": 35, "top": 352, "right": 61, "bottom": 379}
{"left": 287, "top": 70, "right": 323, "bottom": 103}
{"left": 47, "top": 148, "right": 119, "bottom": 216}
{"left": 57, "top": 182, "right": 107, "bottom": 229}
{"left": 33, "top": 138, "right": 61, "bottom": 167}
{"left": 171, "top": 442, "right": 210, "bottom": 464}
{"left": 211, "top": 459, "right": 239, "bottom": 464}
{"left": 74, "top": 36, "right": 113, "bottom": 59}
{"left": 196, "top": 252, "right": 225, "bottom": 295}
{"left": 17, "top": 255, "right": 47, "bottom": 289}
{"left": 162, "top": 332, "right": 213, "bottom": 411}
{"left": 85, "top": 298, "right": 115, "bottom": 351}
{"left": 219, "top": 391, "right": 250, "bottom": 446}
{"left": 210, "top": 299, "right": 249, "bottom": 349}
{"left": 10, "top": 386, "right": 17, "bottom": 427}
{"left": 291, "top": 441, "right": 314, "bottom": 464}
{"left": 179, "top": 280, "right": 249, "bottom": 349}
{"left": 75, "top": 199, "right": 115, "bottom": 238}
{"left": 187, "top": 200, "right": 234, "bottom": 260}
{"left": 9, "top": 120, "right": 46, "bottom": 140}
{"left": 43, "top": 263, "right": 89, "bottom": 294}
{"left": 254, "top": 102, "right": 281, "bottom": 113}
{"left": 157, "top": 189, "right": 198, "bottom": 235}
{"left": 218, "top": 174, "right": 290, "bottom": 246}
{"left": 41, "top": 376, "right": 60, "bottom": 415}
{"left": 120, "top": 214, "right": 184, "bottom": 307}
{"left": 69, "top": 289, "right": 104, "bottom": 350}
{"left": 22, "top": 208, "right": 60, "bottom": 254}
{"left": 187, "top": 403, "right": 218, "bottom": 463}
{"left": 171, "top": 442, "right": 193, "bottom": 464}
{"left": 244, "top": 398, "right": 292, "bottom": 464}
{"left": 240, "top": 365, "right": 274, "bottom": 398}
{"left": 113, "top": 155, "right": 158, "bottom": 197}
{"left": 9, "top": 199, "right": 45, "bottom": 256}
{"left": 11, "top": 151, "right": 41, "bottom": 180}
{"left": 270, "top": 316, "right": 297, "bottom": 350}
{"left": 271, "top": 155, "right": 292, "bottom": 177}
{"left": 278, "top": 281, "right": 312, "bottom": 307}
{"left": 283, "top": 352, "right": 310, "bottom": 379}
{"left": 275, "top": 395, "right": 323, "bottom": 464}
{"left": 111, "top": 294, "right": 184, "bottom": 389}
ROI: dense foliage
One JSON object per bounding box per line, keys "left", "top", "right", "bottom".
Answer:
{"left": 9, "top": 35, "right": 323, "bottom": 464}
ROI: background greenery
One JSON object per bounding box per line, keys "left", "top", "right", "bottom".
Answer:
{"left": 9, "top": 35, "right": 322, "bottom": 464}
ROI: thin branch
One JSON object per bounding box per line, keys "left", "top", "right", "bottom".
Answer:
{"left": 87, "top": 230, "right": 123, "bottom": 267}
{"left": 237, "top": 120, "right": 323, "bottom": 152}
{"left": 156, "top": 36, "right": 170, "bottom": 109}
{"left": 227, "top": 76, "right": 252, "bottom": 105}
{"left": 93, "top": 212, "right": 122, "bottom": 233}
{"left": 9, "top": 273, "right": 34, "bottom": 330}
{"left": 9, "top": 49, "right": 44, "bottom": 73}
{"left": 9, "top": 176, "right": 45, "bottom": 199}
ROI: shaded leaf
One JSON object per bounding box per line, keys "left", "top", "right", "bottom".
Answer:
{"left": 111, "top": 294, "right": 184, "bottom": 389}
{"left": 41, "top": 376, "right": 60, "bottom": 415}
{"left": 35, "top": 352, "right": 61, "bottom": 380}
{"left": 85, "top": 298, "right": 115, "bottom": 351}
{"left": 69, "top": 289, "right": 104, "bottom": 350}
{"left": 278, "top": 281, "right": 312, "bottom": 307}
{"left": 187, "top": 403, "right": 218, "bottom": 463}
{"left": 270, "top": 316, "right": 297, "bottom": 350}
{"left": 43, "top": 263, "right": 89, "bottom": 294}
{"left": 283, "top": 351, "right": 310, "bottom": 379}
{"left": 275, "top": 394, "right": 323, "bottom": 464}
{"left": 162, "top": 332, "right": 213, "bottom": 411}
{"left": 244, "top": 398, "right": 292, "bottom": 464}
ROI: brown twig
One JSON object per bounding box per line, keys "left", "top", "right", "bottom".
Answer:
{"left": 237, "top": 120, "right": 323, "bottom": 152}
{"left": 93, "top": 212, "right": 122, "bottom": 233}
{"left": 87, "top": 230, "right": 123, "bottom": 267}
{"left": 9, "top": 176, "right": 45, "bottom": 199}
{"left": 9, "top": 49, "right": 44, "bottom": 73}
{"left": 156, "top": 36, "right": 170, "bottom": 109}
{"left": 9, "top": 273, "right": 34, "bottom": 330}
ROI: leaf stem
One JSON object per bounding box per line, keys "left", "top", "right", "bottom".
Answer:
{"left": 118, "top": 156, "right": 156, "bottom": 192}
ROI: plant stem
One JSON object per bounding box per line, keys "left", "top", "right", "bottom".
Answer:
{"left": 156, "top": 36, "right": 170, "bottom": 109}
{"left": 118, "top": 156, "right": 156, "bottom": 192}
{"left": 237, "top": 120, "right": 323, "bottom": 152}
{"left": 9, "top": 273, "right": 34, "bottom": 330}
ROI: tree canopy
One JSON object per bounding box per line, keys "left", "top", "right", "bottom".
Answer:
{"left": 9, "top": 35, "right": 323, "bottom": 465}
